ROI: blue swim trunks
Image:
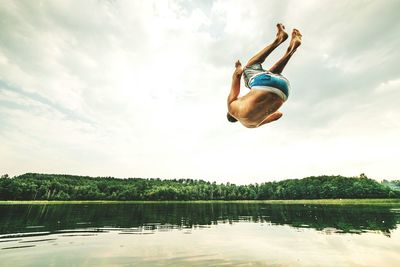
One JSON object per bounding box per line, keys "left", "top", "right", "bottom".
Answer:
{"left": 243, "top": 63, "right": 290, "bottom": 102}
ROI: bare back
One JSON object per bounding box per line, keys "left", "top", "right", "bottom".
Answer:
{"left": 229, "top": 90, "right": 283, "bottom": 128}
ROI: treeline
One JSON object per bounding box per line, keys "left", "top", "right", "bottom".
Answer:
{"left": 0, "top": 173, "right": 399, "bottom": 201}
{"left": 382, "top": 180, "right": 400, "bottom": 191}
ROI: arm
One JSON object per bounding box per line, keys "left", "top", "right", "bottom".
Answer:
{"left": 258, "top": 111, "right": 283, "bottom": 126}
{"left": 227, "top": 60, "right": 243, "bottom": 111}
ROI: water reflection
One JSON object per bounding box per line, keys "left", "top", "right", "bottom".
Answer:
{"left": 0, "top": 203, "right": 398, "bottom": 237}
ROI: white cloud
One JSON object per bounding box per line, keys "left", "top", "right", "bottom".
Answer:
{"left": 1, "top": 0, "right": 399, "bottom": 182}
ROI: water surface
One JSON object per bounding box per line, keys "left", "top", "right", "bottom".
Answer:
{"left": 1, "top": 203, "right": 399, "bottom": 266}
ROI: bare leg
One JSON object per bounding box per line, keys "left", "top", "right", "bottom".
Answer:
{"left": 269, "top": 29, "right": 302, "bottom": 74}
{"left": 245, "top": 23, "right": 288, "bottom": 67}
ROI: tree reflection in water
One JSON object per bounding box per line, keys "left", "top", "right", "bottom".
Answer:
{"left": 0, "top": 203, "right": 398, "bottom": 237}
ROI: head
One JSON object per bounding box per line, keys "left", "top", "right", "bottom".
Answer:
{"left": 226, "top": 112, "right": 238, "bottom": 123}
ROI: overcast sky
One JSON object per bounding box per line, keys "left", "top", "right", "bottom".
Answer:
{"left": 1, "top": 0, "right": 399, "bottom": 183}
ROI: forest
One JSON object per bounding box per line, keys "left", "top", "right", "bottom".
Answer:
{"left": 0, "top": 173, "right": 399, "bottom": 201}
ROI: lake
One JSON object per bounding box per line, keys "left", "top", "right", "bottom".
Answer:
{"left": 1, "top": 202, "right": 400, "bottom": 266}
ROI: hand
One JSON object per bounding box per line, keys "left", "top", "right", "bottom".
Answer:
{"left": 235, "top": 60, "right": 242, "bottom": 68}
{"left": 234, "top": 60, "right": 243, "bottom": 76}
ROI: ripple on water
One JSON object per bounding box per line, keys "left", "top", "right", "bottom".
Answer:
{"left": 60, "top": 234, "right": 98, "bottom": 237}
{"left": 0, "top": 232, "right": 51, "bottom": 239}
{"left": 0, "top": 239, "right": 22, "bottom": 243}
{"left": 25, "top": 225, "right": 45, "bottom": 229}
{"left": 19, "top": 238, "right": 57, "bottom": 243}
{"left": 119, "top": 233, "right": 155, "bottom": 235}
{"left": 2, "top": 245, "right": 36, "bottom": 250}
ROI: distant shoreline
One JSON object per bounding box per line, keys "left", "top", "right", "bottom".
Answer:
{"left": 1, "top": 199, "right": 400, "bottom": 205}
{"left": 2, "top": 173, "right": 399, "bottom": 201}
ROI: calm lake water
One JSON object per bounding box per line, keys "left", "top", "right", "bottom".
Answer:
{"left": 1, "top": 203, "right": 400, "bottom": 266}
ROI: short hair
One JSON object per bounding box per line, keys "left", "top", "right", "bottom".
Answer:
{"left": 227, "top": 112, "right": 238, "bottom": 123}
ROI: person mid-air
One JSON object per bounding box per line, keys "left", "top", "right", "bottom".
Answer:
{"left": 227, "top": 23, "right": 302, "bottom": 128}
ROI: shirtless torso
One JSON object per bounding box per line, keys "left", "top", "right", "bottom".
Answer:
{"left": 228, "top": 89, "right": 283, "bottom": 128}
{"left": 226, "top": 23, "right": 301, "bottom": 128}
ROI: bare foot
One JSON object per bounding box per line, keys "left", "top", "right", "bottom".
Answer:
{"left": 288, "top": 29, "right": 302, "bottom": 53}
{"left": 234, "top": 60, "right": 243, "bottom": 76}
{"left": 275, "top": 23, "right": 288, "bottom": 44}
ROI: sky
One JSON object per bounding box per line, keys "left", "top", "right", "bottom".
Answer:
{"left": 1, "top": 0, "right": 399, "bottom": 184}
